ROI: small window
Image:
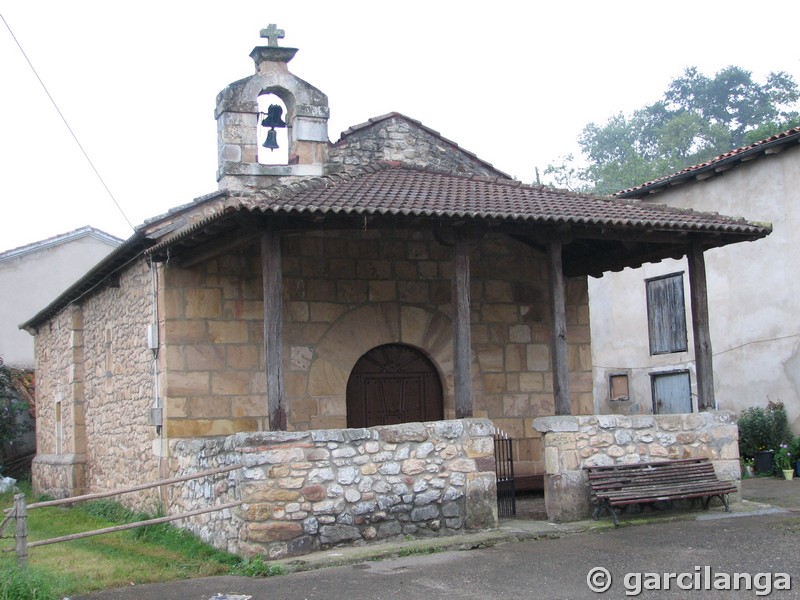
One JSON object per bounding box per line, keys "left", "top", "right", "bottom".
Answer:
{"left": 55, "top": 393, "right": 62, "bottom": 455}
{"left": 645, "top": 272, "right": 688, "bottom": 355}
{"left": 609, "top": 374, "right": 629, "bottom": 401}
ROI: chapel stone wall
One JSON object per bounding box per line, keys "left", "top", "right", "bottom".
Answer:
{"left": 327, "top": 116, "right": 505, "bottom": 177}
{"left": 168, "top": 418, "right": 497, "bottom": 558}
{"left": 80, "top": 260, "right": 159, "bottom": 511}
{"left": 161, "top": 228, "right": 593, "bottom": 479}
{"left": 160, "top": 247, "right": 267, "bottom": 437}
{"left": 32, "top": 261, "right": 159, "bottom": 511}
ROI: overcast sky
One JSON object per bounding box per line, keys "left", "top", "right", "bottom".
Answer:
{"left": 1, "top": 0, "right": 799, "bottom": 251}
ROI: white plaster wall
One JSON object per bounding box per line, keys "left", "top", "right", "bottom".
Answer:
{"left": 590, "top": 145, "right": 800, "bottom": 430}
{"left": 589, "top": 259, "right": 697, "bottom": 416}
{"left": 0, "top": 235, "right": 119, "bottom": 367}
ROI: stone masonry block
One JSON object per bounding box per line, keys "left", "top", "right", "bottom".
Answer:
{"left": 477, "top": 347, "right": 504, "bottom": 372}
{"left": 187, "top": 397, "right": 231, "bottom": 418}
{"left": 544, "top": 470, "right": 592, "bottom": 522}
{"left": 379, "top": 422, "right": 429, "bottom": 443}
{"left": 534, "top": 416, "right": 579, "bottom": 433}
{"left": 208, "top": 321, "right": 249, "bottom": 344}
{"left": 166, "top": 372, "right": 210, "bottom": 396}
{"left": 464, "top": 472, "right": 497, "bottom": 530}
{"left": 211, "top": 371, "right": 252, "bottom": 396}
{"left": 185, "top": 288, "right": 223, "bottom": 319}
{"left": 463, "top": 436, "right": 493, "bottom": 458}
{"left": 368, "top": 280, "right": 396, "bottom": 301}
{"left": 526, "top": 344, "right": 550, "bottom": 371}
{"left": 248, "top": 521, "right": 303, "bottom": 543}
{"left": 168, "top": 418, "right": 259, "bottom": 438}
{"left": 165, "top": 320, "right": 207, "bottom": 344}
{"left": 184, "top": 345, "right": 226, "bottom": 371}
{"left": 544, "top": 446, "right": 559, "bottom": 474}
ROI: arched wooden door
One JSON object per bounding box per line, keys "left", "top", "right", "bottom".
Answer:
{"left": 346, "top": 344, "right": 443, "bottom": 428}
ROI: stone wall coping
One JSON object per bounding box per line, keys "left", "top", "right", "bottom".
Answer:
{"left": 533, "top": 410, "right": 735, "bottom": 433}
{"left": 170, "top": 418, "right": 495, "bottom": 453}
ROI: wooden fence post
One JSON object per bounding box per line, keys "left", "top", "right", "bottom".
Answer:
{"left": 14, "top": 493, "right": 27, "bottom": 567}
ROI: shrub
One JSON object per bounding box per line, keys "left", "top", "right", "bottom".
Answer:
{"left": 737, "top": 406, "right": 770, "bottom": 457}
{"left": 767, "top": 401, "right": 794, "bottom": 450}
{"left": 737, "top": 400, "right": 793, "bottom": 458}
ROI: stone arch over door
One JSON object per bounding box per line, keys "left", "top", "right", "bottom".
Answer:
{"left": 305, "top": 303, "right": 461, "bottom": 425}
{"left": 346, "top": 343, "right": 444, "bottom": 428}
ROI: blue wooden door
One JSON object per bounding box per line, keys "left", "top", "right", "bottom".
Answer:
{"left": 651, "top": 371, "right": 692, "bottom": 414}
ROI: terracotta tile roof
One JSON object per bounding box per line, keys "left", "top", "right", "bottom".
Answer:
{"left": 145, "top": 162, "right": 770, "bottom": 258}
{"left": 617, "top": 127, "right": 800, "bottom": 198}
{"left": 234, "top": 163, "right": 765, "bottom": 231}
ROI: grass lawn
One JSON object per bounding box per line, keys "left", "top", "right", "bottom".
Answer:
{"left": 0, "top": 482, "right": 280, "bottom": 600}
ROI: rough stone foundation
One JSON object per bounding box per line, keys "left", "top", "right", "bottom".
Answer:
{"left": 169, "top": 418, "right": 498, "bottom": 558}
{"left": 534, "top": 411, "right": 741, "bottom": 522}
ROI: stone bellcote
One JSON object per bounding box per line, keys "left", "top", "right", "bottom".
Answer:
{"left": 215, "top": 25, "right": 330, "bottom": 191}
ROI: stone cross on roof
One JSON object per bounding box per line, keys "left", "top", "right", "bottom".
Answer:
{"left": 260, "top": 24, "right": 285, "bottom": 47}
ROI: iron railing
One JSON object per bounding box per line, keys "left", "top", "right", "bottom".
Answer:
{"left": 493, "top": 428, "right": 516, "bottom": 517}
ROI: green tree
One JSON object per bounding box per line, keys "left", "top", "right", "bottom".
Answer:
{"left": 546, "top": 66, "right": 800, "bottom": 195}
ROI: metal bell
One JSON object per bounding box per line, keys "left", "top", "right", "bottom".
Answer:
{"left": 263, "top": 129, "right": 279, "bottom": 150}
{"left": 261, "top": 104, "right": 286, "bottom": 128}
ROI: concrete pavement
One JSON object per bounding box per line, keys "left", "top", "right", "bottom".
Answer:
{"left": 75, "top": 476, "right": 800, "bottom": 599}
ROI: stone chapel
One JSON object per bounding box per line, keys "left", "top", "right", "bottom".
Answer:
{"left": 23, "top": 26, "right": 767, "bottom": 557}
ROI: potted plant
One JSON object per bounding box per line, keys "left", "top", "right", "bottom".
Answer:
{"left": 774, "top": 444, "right": 794, "bottom": 480}
{"left": 741, "top": 457, "right": 755, "bottom": 478}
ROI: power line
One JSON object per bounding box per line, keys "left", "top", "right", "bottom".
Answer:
{"left": 1, "top": 13, "right": 136, "bottom": 233}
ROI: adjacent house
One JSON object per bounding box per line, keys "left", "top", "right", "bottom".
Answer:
{"left": 21, "top": 28, "right": 769, "bottom": 556}
{"left": 589, "top": 128, "right": 799, "bottom": 429}
{"left": 0, "top": 226, "right": 122, "bottom": 367}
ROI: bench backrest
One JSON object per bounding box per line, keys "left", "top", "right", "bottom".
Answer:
{"left": 586, "top": 458, "right": 719, "bottom": 492}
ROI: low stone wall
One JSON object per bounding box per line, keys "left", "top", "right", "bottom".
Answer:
{"left": 168, "top": 418, "right": 497, "bottom": 558}
{"left": 533, "top": 412, "right": 740, "bottom": 522}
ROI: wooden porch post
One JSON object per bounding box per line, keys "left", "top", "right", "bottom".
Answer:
{"left": 687, "top": 242, "right": 715, "bottom": 411}
{"left": 548, "top": 240, "right": 571, "bottom": 415}
{"left": 262, "top": 229, "right": 286, "bottom": 430}
{"left": 452, "top": 232, "right": 473, "bottom": 418}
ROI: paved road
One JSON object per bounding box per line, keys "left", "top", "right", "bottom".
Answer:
{"left": 79, "top": 510, "right": 800, "bottom": 600}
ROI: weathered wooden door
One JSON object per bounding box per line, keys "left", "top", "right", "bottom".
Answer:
{"left": 346, "top": 344, "right": 443, "bottom": 428}
{"left": 651, "top": 370, "right": 692, "bottom": 414}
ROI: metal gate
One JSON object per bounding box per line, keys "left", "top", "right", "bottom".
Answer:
{"left": 493, "top": 428, "right": 516, "bottom": 517}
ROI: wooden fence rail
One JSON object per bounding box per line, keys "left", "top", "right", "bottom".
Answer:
{"left": 3, "top": 464, "right": 241, "bottom": 514}
{"left": 2, "top": 464, "right": 241, "bottom": 566}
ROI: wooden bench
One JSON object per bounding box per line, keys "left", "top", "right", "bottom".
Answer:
{"left": 586, "top": 458, "right": 738, "bottom": 526}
